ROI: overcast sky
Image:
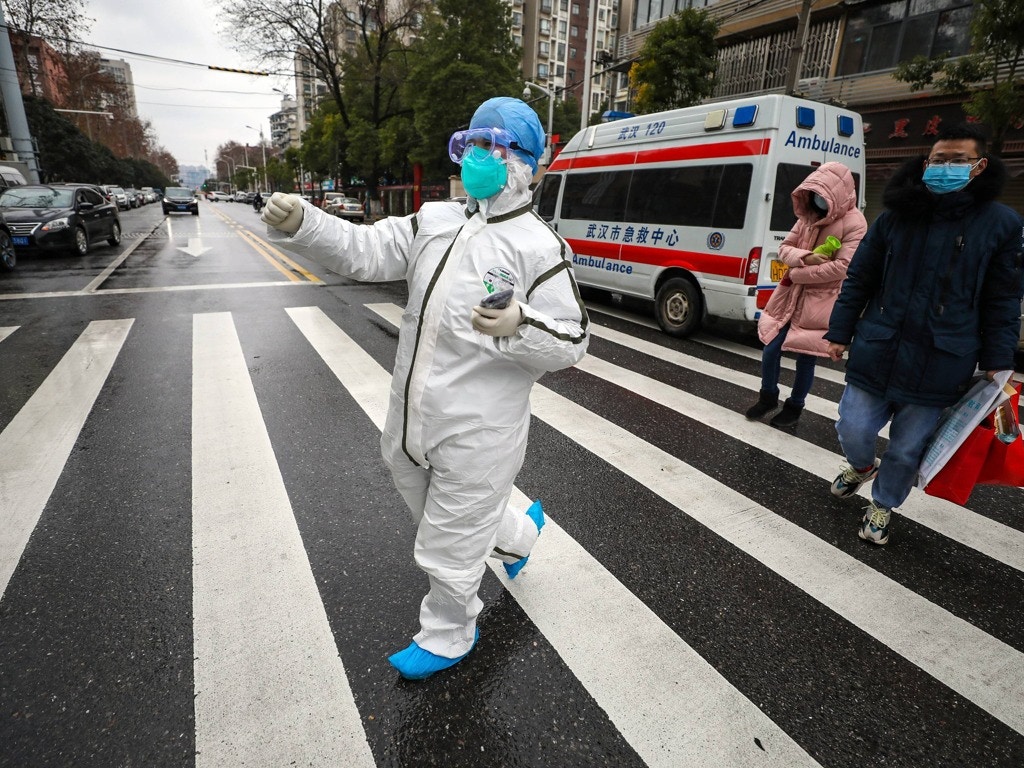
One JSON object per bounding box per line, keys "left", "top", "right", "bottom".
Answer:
{"left": 86, "top": 0, "right": 292, "bottom": 171}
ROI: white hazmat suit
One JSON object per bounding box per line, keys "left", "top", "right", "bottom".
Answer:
{"left": 265, "top": 153, "right": 589, "bottom": 664}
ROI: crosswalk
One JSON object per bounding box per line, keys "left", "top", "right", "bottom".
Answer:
{"left": 1, "top": 303, "right": 1022, "bottom": 767}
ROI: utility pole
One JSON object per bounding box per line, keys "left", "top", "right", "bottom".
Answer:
{"left": 0, "top": 6, "right": 41, "bottom": 182}
{"left": 580, "top": 0, "right": 599, "bottom": 130}
{"left": 784, "top": 0, "right": 814, "bottom": 95}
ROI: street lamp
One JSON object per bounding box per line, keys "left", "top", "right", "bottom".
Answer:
{"left": 246, "top": 124, "right": 269, "bottom": 191}
{"left": 217, "top": 156, "right": 235, "bottom": 191}
{"left": 522, "top": 81, "right": 555, "bottom": 166}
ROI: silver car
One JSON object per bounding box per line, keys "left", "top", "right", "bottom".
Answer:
{"left": 325, "top": 196, "right": 365, "bottom": 222}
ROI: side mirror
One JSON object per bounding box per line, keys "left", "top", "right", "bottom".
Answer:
{"left": 79, "top": 201, "right": 94, "bottom": 211}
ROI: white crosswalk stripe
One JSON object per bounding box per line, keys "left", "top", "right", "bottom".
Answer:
{"left": 1, "top": 302, "right": 1022, "bottom": 766}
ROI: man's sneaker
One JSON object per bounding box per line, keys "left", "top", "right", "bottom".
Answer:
{"left": 859, "top": 501, "right": 891, "bottom": 545}
{"left": 830, "top": 459, "right": 880, "bottom": 498}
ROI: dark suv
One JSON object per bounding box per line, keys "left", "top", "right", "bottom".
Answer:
{"left": 163, "top": 187, "right": 198, "bottom": 215}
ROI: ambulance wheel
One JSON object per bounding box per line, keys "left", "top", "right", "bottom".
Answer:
{"left": 655, "top": 277, "right": 702, "bottom": 337}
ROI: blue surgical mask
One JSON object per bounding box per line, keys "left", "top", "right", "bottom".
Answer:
{"left": 461, "top": 146, "right": 508, "bottom": 200}
{"left": 922, "top": 164, "right": 974, "bottom": 194}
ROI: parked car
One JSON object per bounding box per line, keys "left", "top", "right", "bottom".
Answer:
{"left": 0, "top": 184, "right": 121, "bottom": 256}
{"left": 123, "top": 187, "right": 142, "bottom": 208}
{"left": 101, "top": 185, "right": 130, "bottom": 210}
{"left": 209, "top": 191, "right": 231, "bottom": 202}
{"left": 163, "top": 187, "right": 199, "bottom": 215}
{"left": 0, "top": 211, "right": 16, "bottom": 271}
{"left": 324, "top": 196, "right": 365, "bottom": 222}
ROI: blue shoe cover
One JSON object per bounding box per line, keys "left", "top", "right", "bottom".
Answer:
{"left": 503, "top": 556, "right": 529, "bottom": 579}
{"left": 388, "top": 629, "right": 479, "bottom": 681}
{"left": 503, "top": 500, "right": 545, "bottom": 580}
{"left": 525, "top": 499, "right": 545, "bottom": 532}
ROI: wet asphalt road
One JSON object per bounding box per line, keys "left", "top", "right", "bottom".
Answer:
{"left": 1, "top": 200, "right": 1022, "bottom": 767}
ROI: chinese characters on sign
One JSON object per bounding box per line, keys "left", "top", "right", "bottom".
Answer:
{"left": 584, "top": 222, "right": 681, "bottom": 247}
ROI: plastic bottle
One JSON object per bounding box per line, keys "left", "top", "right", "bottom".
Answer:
{"left": 993, "top": 396, "right": 1020, "bottom": 444}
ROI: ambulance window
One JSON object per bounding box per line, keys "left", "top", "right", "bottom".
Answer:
{"left": 534, "top": 174, "right": 562, "bottom": 221}
{"left": 712, "top": 164, "right": 753, "bottom": 228}
{"left": 561, "top": 170, "right": 631, "bottom": 222}
{"left": 771, "top": 163, "right": 814, "bottom": 231}
{"left": 625, "top": 163, "right": 752, "bottom": 229}
{"left": 772, "top": 163, "right": 863, "bottom": 230}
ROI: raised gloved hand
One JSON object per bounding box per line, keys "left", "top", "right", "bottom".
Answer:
{"left": 471, "top": 299, "right": 523, "bottom": 337}
{"left": 812, "top": 235, "right": 842, "bottom": 257}
{"left": 261, "top": 192, "right": 304, "bottom": 234}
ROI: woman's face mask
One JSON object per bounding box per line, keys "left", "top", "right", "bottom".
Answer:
{"left": 460, "top": 146, "right": 508, "bottom": 200}
{"left": 810, "top": 192, "right": 828, "bottom": 215}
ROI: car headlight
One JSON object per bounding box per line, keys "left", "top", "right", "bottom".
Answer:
{"left": 41, "top": 217, "right": 70, "bottom": 232}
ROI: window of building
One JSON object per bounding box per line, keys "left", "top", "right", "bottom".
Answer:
{"left": 559, "top": 20, "right": 567, "bottom": 36}
{"left": 540, "top": 41, "right": 551, "bottom": 57}
{"left": 571, "top": 25, "right": 579, "bottom": 37}
{"left": 540, "top": 18, "right": 551, "bottom": 34}
{"left": 541, "top": 0, "right": 552, "bottom": 12}
{"left": 538, "top": 63, "right": 550, "bottom": 78}
{"left": 570, "top": 47, "right": 578, "bottom": 58}
{"left": 838, "top": 0, "right": 972, "bottom": 75}
{"left": 512, "top": 11, "right": 522, "bottom": 26}
{"left": 558, "top": 42, "right": 567, "bottom": 58}
{"left": 556, "top": 64, "right": 565, "bottom": 77}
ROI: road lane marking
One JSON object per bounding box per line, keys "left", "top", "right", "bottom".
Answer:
{"left": 590, "top": 322, "right": 890, "bottom": 439}
{"left": 191, "top": 312, "right": 374, "bottom": 768}
{"left": 0, "top": 326, "right": 17, "bottom": 343}
{"left": 0, "top": 282, "right": 313, "bottom": 301}
{"left": 209, "top": 204, "right": 322, "bottom": 283}
{"left": 289, "top": 304, "right": 820, "bottom": 768}
{"left": 81, "top": 218, "right": 167, "bottom": 293}
{"left": 572, "top": 353, "right": 1024, "bottom": 572}
{"left": 0, "top": 319, "right": 133, "bottom": 600}
{"left": 366, "top": 301, "right": 1024, "bottom": 737}
{"left": 234, "top": 226, "right": 322, "bottom": 283}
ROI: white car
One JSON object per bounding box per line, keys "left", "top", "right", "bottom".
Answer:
{"left": 209, "top": 191, "right": 232, "bottom": 202}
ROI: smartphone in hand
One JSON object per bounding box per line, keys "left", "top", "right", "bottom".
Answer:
{"left": 480, "top": 288, "right": 514, "bottom": 310}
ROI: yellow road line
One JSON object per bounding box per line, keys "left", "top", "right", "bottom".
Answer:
{"left": 208, "top": 206, "right": 322, "bottom": 283}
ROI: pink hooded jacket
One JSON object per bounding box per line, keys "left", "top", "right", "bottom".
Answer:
{"left": 758, "top": 162, "right": 867, "bottom": 356}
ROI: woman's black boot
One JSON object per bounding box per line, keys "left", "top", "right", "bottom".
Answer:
{"left": 745, "top": 390, "right": 779, "bottom": 420}
{"left": 770, "top": 399, "right": 803, "bottom": 428}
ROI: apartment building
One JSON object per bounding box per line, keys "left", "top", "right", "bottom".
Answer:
{"left": 270, "top": 96, "right": 300, "bottom": 153}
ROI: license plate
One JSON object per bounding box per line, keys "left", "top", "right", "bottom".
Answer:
{"left": 177, "top": 205, "right": 187, "bottom": 211}
{"left": 12, "top": 236, "right": 28, "bottom": 246}
{"left": 770, "top": 259, "right": 788, "bottom": 282}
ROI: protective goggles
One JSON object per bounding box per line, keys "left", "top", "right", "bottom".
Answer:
{"left": 447, "top": 127, "right": 533, "bottom": 164}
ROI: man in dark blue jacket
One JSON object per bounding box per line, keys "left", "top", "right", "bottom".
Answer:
{"left": 824, "top": 124, "right": 1024, "bottom": 545}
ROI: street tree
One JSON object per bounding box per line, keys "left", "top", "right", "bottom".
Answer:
{"left": 893, "top": 0, "right": 1024, "bottom": 155}
{"left": 628, "top": 9, "right": 719, "bottom": 115}
{"left": 403, "top": 0, "right": 522, "bottom": 182}
{"left": 2, "top": 0, "right": 92, "bottom": 96}
{"left": 218, "top": 0, "right": 427, "bottom": 133}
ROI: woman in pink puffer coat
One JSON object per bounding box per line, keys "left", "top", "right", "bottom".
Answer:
{"left": 745, "top": 162, "right": 867, "bottom": 428}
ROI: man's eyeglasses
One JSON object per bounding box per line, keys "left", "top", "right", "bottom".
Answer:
{"left": 925, "top": 157, "right": 981, "bottom": 168}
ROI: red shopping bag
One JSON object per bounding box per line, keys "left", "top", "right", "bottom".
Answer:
{"left": 924, "top": 384, "right": 1024, "bottom": 505}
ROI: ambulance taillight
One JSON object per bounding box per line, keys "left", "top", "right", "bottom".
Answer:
{"left": 743, "top": 247, "right": 762, "bottom": 286}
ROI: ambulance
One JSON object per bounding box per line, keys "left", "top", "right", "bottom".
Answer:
{"left": 533, "top": 94, "right": 866, "bottom": 337}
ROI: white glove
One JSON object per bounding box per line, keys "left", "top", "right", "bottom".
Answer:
{"left": 261, "top": 192, "right": 304, "bottom": 234}
{"left": 471, "top": 300, "right": 523, "bottom": 337}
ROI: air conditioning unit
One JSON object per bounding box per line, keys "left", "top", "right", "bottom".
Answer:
{"left": 797, "top": 77, "right": 825, "bottom": 100}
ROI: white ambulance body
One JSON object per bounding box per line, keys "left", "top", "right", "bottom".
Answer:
{"left": 534, "top": 94, "right": 866, "bottom": 337}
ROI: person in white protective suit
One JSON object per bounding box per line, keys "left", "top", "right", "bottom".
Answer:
{"left": 260, "top": 96, "right": 589, "bottom": 681}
